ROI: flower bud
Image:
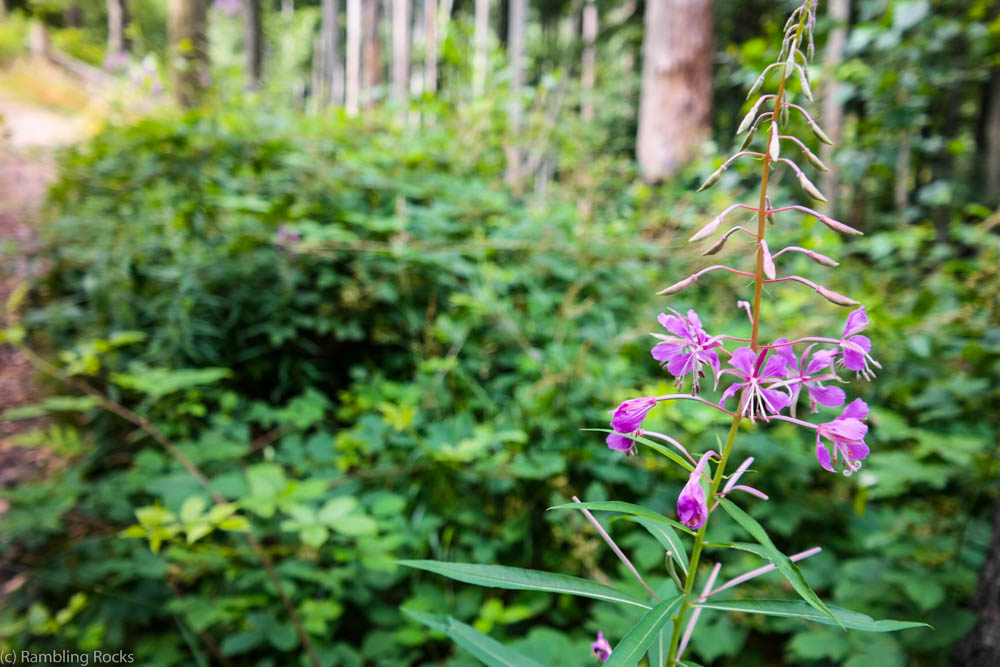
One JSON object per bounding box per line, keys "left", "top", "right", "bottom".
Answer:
{"left": 736, "top": 107, "right": 758, "bottom": 136}
{"left": 808, "top": 119, "right": 834, "bottom": 145}
{"left": 677, "top": 474, "right": 707, "bottom": 530}
{"left": 815, "top": 285, "right": 860, "bottom": 307}
{"left": 746, "top": 70, "right": 767, "bottom": 100}
{"left": 798, "top": 66, "right": 813, "bottom": 101}
{"left": 760, "top": 240, "right": 776, "bottom": 280}
{"left": 797, "top": 172, "right": 827, "bottom": 202}
{"left": 702, "top": 235, "right": 728, "bottom": 256}
{"left": 689, "top": 214, "right": 724, "bottom": 243}
{"left": 801, "top": 144, "right": 829, "bottom": 172}
{"left": 738, "top": 125, "right": 757, "bottom": 151}
{"left": 767, "top": 123, "right": 780, "bottom": 161}
{"left": 657, "top": 275, "right": 698, "bottom": 296}
{"left": 780, "top": 103, "right": 790, "bottom": 127}
{"left": 765, "top": 196, "right": 776, "bottom": 225}
{"left": 806, "top": 250, "right": 839, "bottom": 267}
{"left": 817, "top": 215, "right": 863, "bottom": 236}
{"left": 697, "top": 165, "right": 726, "bottom": 192}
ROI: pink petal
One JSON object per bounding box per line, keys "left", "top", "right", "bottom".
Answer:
{"left": 808, "top": 384, "right": 846, "bottom": 408}
{"left": 728, "top": 347, "right": 756, "bottom": 376}
{"left": 762, "top": 388, "right": 790, "bottom": 413}
{"left": 806, "top": 349, "right": 838, "bottom": 375}
{"left": 761, "top": 352, "right": 790, "bottom": 379}
{"left": 667, "top": 352, "right": 695, "bottom": 378}
{"left": 821, "top": 417, "right": 868, "bottom": 442}
{"left": 846, "top": 441, "right": 870, "bottom": 461}
{"left": 720, "top": 381, "right": 745, "bottom": 405}
{"left": 847, "top": 334, "right": 872, "bottom": 354}
{"left": 658, "top": 313, "right": 688, "bottom": 338}
{"left": 840, "top": 397, "right": 869, "bottom": 420}
{"left": 605, "top": 432, "right": 635, "bottom": 452}
{"left": 651, "top": 342, "right": 685, "bottom": 364}
{"left": 815, "top": 439, "right": 835, "bottom": 472}
{"left": 843, "top": 307, "right": 870, "bottom": 337}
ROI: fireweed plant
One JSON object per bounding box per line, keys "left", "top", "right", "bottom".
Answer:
{"left": 401, "top": 2, "right": 927, "bottom": 664}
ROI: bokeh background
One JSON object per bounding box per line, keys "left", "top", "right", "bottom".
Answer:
{"left": 0, "top": 0, "right": 998, "bottom": 665}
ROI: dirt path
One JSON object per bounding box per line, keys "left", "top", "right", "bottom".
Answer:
{"left": 0, "top": 95, "right": 86, "bottom": 488}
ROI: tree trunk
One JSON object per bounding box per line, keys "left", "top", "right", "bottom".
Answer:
{"left": 820, "top": 0, "right": 849, "bottom": 215}
{"left": 362, "top": 0, "right": 382, "bottom": 105}
{"left": 580, "top": 0, "right": 597, "bottom": 121}
{"left": 472, "top": 0, "right": 489, "bottom": 96}
{"left": 391, "top": 0, "right": 410, "bottom": 104}
{"left": 346, "top": 0, "right": 362, "bottom": 113}
{"left": 106, "top": 0, "right": 130, "bottom": 57}
{"left": 320, "top": 0, "right": 344, "bottom": 105}
{"left": 168, "top": 0, "right": 208, "bottom": 107}
{"left": 504, "top": 0, "right": 526, "bottom": 186}
{"left": 984, "top": 70, "right": 1000, "bottom": 205}
{"left": 952, "top": 499, "right": 1000, "bottom": 666}
{"left": 423, "top": 0, "right": 437, "bottom": 94}
{"left": 245, "top": 0, "right": 263, "bottom": 90}
{"left": 636, "top": 0, "right": 713, "bottom": 182}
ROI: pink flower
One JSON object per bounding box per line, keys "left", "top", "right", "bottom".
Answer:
{"left": 719, "top": 347, "right": 790, "bottom": 422}
{"left": 609, "top": 396, "right": 657, "bottom": 434}
{"left": 772, "top": 339, "right": 845, "bottom": 415}
{"left": 815, "top": 398, "right": 870, "bottom": 475}
{"left": 590, "top": 631, "right": 612, "bottom": 662}
{"left": 651, "top": 309, "right": 722, "bottom": 394}
{"left": 604, "top": 432, "right": 637, "bottom": 456}
{"left": 837, "top": 307, "right": 881, "bottom": 381}
{"left": 677, "top": 451, "right": 714, "bottom": 529}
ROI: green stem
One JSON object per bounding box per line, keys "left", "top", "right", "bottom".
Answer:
{"left": 664, "top": 6, "right": 811, "bottom": 665}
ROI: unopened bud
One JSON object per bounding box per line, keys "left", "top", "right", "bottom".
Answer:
{"left": 806, "top": 250, "right": 839, "bottom": 267}
{"left": 808, "top": 119, "right": 834, "bottom": 145}
{"left": 765, "top": 196, "right": 776, "bottom": 225}
{"left": 798, "top": 66, "right": 813, "bottom": 101}
{"left": 736, "top": 108, "right": 757, "bottom": 136}
{"left": 702, "top": 235, "right": 728, "bottom": 256}
{"left": 658, "top": 275, "right": 698, "bottom": 296}
{"left": 739, "top": 125, "right": 757, "bottom": 151}
{"left": 746, "top": 71, "right": 767, "bottom": 100}
{"left": 760, "top": 240, "right": 776, "bottom": 279}
{"left": 697, "top": 165, "right": 727, "bottom": 192}
{"left": 815, "top": 285, "right": 859, "bottom": 307}
{"left": 768, "top": 123, "right": 780, "bottom": 161}
{"left": 780, "top": 103, "right": 790, "bottom": 127}
{"left": 797, "top": 172, "right": 827, "bottom": 202}
{"left": 690, "top": 214, "right": 724, "bottom": 243}
{"left": 802, "top": 144, "right": 829, "bottom": 172}
{"left": 817, "top": 215, "right": 863, "bottom": 236}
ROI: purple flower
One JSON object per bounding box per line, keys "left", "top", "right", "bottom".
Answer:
{"left": 719, "top": 347, "right": 790, "bottom": 422}
{"left": 837, "top": 307, "right": 881, "bottom": 381}
{"left": 609, "top": 396, "right": 657, "bottom": 434}
{"left": 677, "top": 474, "right": 708, "bottom": 530}
{"left": 772, "top": 339, "right": 845, "bottom": 416}
{"left": 815, "top": 398, "right": 870, "bottom": 475}
{"left": 276, "top": 225, "right": 302, "bottom": 244}
{"left": 651, "top": 309, "right": 722, "bottom": 394}
{"left": 590, "top": 631, "right": 612, "bottom": 662}
{"left": 605, "top": 432, "right": 637, "bottom": 456}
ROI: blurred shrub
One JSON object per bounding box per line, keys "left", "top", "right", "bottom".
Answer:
{"left": 0, "top": 12, "right": 31, "bottom": 66}
{"left": 0, "top": 96, "right": 998, "bottom": 667}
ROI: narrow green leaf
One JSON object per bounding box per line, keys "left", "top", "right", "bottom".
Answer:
{"left": 402, "top": 609, "right": 545, "bottom": 667}
{"left": 718, "top": 499, "right": 841, "bottom": 628}
{"left": 548, "top": 501, "right": 695, "bottom": 536}
{"left": 630, "top": 517, "right": 688, "bottom": 575}
{"left": 694, "top": 599, "right": 931, "bottom": 633}
{"left": 645, "top": 625, "right": 669, "bottom": 667}
{"left": 582, "top": 429, "right": 695, "bottom": 472}
{"left": 604, "top": 595, "right": 684, "bottom": 667}
{"left": 399, "top": 561, "right": 651, "bottom": 610}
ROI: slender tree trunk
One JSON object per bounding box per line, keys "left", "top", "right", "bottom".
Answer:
{"left": 346, "top": 0, "right": 362, "bottom": 114}
{"left": 168, "top": 0, "right": 208, "bottom": 107}
{"left": 504, "top": 0, "right": 526, "bottom": 186}
{"left": 423, "top": 0, "right": 437, "bottom": 94}
{"left": 820, "top": 0, "right": 849, "bottom": 215}
{"left": 362, "top": 0, "right": 382, "bottom": 105}
{"left": 391, "top": 0, "right": 410, "bottom": 105}
{"left": 245, "top": 0, "right": 263, "bottom": 90}
{"left": 107, "top": 0, "right": 130, "bottom": 57}
{"left": 984, "top": 70, "right": 1000, "bottom": 205}
{"left": 636, "top": 0, "right": 713, "bottom": 182}
{"left": 952, "top": 499, "right": 1000, "bottom": 666}
{"left": 472, "top": 0, "right": 489, "bottom": 96}
{"left": 581, "top": 0, "right": 597, "bottom": 121}
{"left": 320, "top": 0, "right": 344, "bottom": 105}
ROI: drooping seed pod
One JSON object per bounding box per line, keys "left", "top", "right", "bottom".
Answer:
{"left": 817, "top": 214, "right": 863, "bottom": 236}
{"left": 808, "top": 118, "right": 833, "bottom": 145}
{"left": 815, "top": 285, "right": 860, "bottom": 307}
{"left": 697, "top": 165, "right": 727, "bottom": 192}
{"left": 796, "top": 172, "right": 827, "bottom": 202}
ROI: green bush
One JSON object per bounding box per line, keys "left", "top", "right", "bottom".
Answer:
{"left": 1, "top": 98, "right": 997, "bottom": 666}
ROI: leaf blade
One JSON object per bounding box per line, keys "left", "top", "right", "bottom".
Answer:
{"left": 402, "top": 609, "right": 546, "bottom": 667}
{"left": 694, "top": 599, "right": 931, "bottom": 633}
{"left": 604, "top": 594, "right": 685, "bottom": 667}
{"left": 398, "top": 560, "right": 652, "bottom": 610}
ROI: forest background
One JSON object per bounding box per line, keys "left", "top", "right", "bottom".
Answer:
{"left": 0, "top": 0, "right": 998, "bottom": 665}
